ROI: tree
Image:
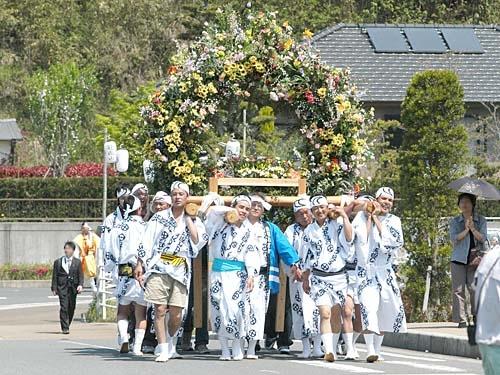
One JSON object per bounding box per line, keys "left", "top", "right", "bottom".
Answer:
{"left": 28, "top": 62, "right": 97, "bottom": 176}
{"left": 398, "top": 70, "right": 468, "bottom": 321}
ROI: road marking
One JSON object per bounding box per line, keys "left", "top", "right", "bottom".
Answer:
{"left": 0, "top": 300, "right": 91, "bottom": 311}
{"left": 61, "top": 340, "right": 115, "bottom": 350}
{"left": 0, "top": 297, "right": 7, "bottom": 300}
{"left": 48, "top": 295, "right": 93, "bottom": 299}
{"left": 260, "top": 371, "right": 280, "bottom": 374}
{"left": 384, "top": 360, "right": 466, "bottom": 372}
{"left": 290, "top": 360, "right": 384, "bottom": 373}
{"left": 356, "top": 348, "right": 446, "bottom": 362}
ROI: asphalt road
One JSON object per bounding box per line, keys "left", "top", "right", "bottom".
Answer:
{"left": 0, "top": 288, "right": 484, "bottom": 375}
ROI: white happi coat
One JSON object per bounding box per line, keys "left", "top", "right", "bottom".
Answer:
{"left": 99, "top": 207, "right": 125, "bottom": 268}
{"left": 206, "top": 207, "right": 260, "bottom": 340}
{"left": 353, "top": 211, "right": 407, "bottom": 334}
{"left": 303, "top": 218, "right": 353, "bottom": 307}
{"left": 138, "top": 208, "right": 207, "bottom": 288}
{"left": 245, "top": 220, "right": 271, "bottom": 340}
{"left": 285, "top": 223, "right": 320, "bottom": 339}
{"left": 104, "top": 214, "right": 146, "bottom": 305}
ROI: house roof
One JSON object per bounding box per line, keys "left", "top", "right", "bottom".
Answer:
{"left": 0, "top": 119, "right": 23, "bottom": 141}
{"left": 312, "top": 24, "right": 500, "bottom": 103}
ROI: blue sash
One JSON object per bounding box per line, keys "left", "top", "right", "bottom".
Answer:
{"left": 212, "top": 258, "right": 245, "bottom": 272}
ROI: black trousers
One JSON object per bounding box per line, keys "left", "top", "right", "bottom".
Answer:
{"left": 265, "top": 278, "right": 293, "bottom": 347}
{"left": 182, "top": 248, "right": 209, "bottom": 345}
{"left": 58, "top": 287, "right": 77, "bottom": 331}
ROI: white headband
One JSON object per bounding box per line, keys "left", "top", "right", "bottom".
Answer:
{"left": 170, "top": 181, "right": 190, "bottom": 195}
{"left": 231, "top": 195, "right": 251, "bottom": 206}
{"left": 310, "top": 195, "right": 328, "bottom": 208}
{"left": 131, "top": 183, "right": 148, "bottom": 194}
{"left": 250, "top": 195, "right": 272, "bottom": 211}
{"left": 293, "top": 197, "right": 311, "bottom": 213}
{"left": 375, "top": 187, "right": 394, "bottom": 199}
{"left": 152, "top": 191, "right": 171, "bottom": 204}
{"left": 116, "top": 187, "right": 130, "bottom": 198}
{"left": 358, "top": 194, "right": 375, "bottom": 202}
{"left": 124, "top": 196, "right": 141, "bottom": 218}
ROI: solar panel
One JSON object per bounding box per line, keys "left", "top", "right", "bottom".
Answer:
{"left": 366, "top": 27, "right": 409, "bottom": 53}
{"left": 441, "top": 28, "right": 484, "bottom": 53}
{"left": 404, "top": 27, "right": 447, "bottom": 53}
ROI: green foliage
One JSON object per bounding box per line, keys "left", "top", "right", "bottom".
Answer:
{"left": 28, "top": 62, "right": 98, "bottom": 176}
{"left": 95, "top": 84, "right": 156, "bottom": 176}
{"left": 0, "top": 263, "right": 52, "bottom": 280}
{"left": 398, "top": 70, "right": 468, "bottom": 320}
{"left": 85, "top": 297, "right": 116, "bottom": 323}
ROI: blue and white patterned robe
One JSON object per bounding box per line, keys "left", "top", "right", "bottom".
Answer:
{"left": 353, "top": 211, "right": 407, "bottom": 334}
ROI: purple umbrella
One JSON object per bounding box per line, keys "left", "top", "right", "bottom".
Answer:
{"left": 448, "top": 177, "right": 500, "bottom": 200}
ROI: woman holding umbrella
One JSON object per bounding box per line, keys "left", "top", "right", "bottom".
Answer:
{"left": 449, "top": 192, "right": 488, "bottom": 328}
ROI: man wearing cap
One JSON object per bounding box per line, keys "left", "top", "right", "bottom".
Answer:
{"left": 352, "top": 187, "right": 407, "bottom": 363}
{"left": 245, "top": 193, "right": 301, "bottom": 359}
{"left": 135, "top": 181, "right": 207, "bottom": 362}
{"left": 302, "top": 194, "right": 354, "bottom": 362}
{"left": 105, "top": 195, "right": 147, "bottom": 355}
{"left": 285, "top": 198, "right": 323, "bottom": 358}
{"left": 204, "top": 194, "right": 260, "bottom": 361}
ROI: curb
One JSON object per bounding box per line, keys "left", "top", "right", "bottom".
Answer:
{"left": 0, "top": 280, "right": 51, "bottom": 288}
{"left": 381, "top": 331, "right": 481, "bottom": 359}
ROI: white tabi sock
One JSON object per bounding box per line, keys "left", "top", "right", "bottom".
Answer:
{"left": 132, "top": 329, "right": 145, "bottom": 354}
{"left": 313, "top": 335, "right": 323, "bottom": 356}
{"left": 232, "top": 338, "right": 244, "bottom": 360}
{"left": 343, "top": 332, "right": 354, "bottom": 356}
{"left": 166, "top": 333, "right": 176, "bottom": 359}
{"left": 331, "top": 332, "right": 340, "bottom": 358}
{"left": 155, "top": 343, "right": 169, "bottom": 362}
{"left": 117, "top": 320, "right": 129, "bottom": 344}
{"left": 301, "top": 338, "right": 311, "bottom": 358}
{"left": 219, "top": 337, "right": 231, "bottom": 360}
{"left": 247, "top": 339, "right": 258, "bottom": 357}
{"left": 364, "top": 333, "right": 378, "bottom": 362}
{"left": 374, "top": 334, "right": 384, "bottom": 355}
{"left": 353, "top": 331, "right": 361, "bottom": 345}
{"left": 321, "top": 333, "right": 334, "bottom": 354}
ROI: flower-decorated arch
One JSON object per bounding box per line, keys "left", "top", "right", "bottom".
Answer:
{"left": 141, "top": 9, "right": 372, "bottom": 194}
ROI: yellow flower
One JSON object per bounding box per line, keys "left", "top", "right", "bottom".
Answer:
{"left": 283, "top": 39, "right": 293, "bottom": 51}
{"left": 173, "top": 166, "right": 182, "bottom": 177}
{"left": 293, "top": 59, "right": 302, "bottom": 68}
{"left": 332, "top": 134, "right": 346, "bottom": 147}
{"left": 303, "top": 29, "right": 314, "bottom": 39}
{"left": 336, "top": 101, "right": 351, "bottom": 115}
{"left": 179, "top": 82, "right": 188, "bottom": 93}
{"left": 169, "top": 160, "right": 180, "bottom": 168}
{"left": 216, "top": 50, "right": 225, "bottom": 58}
{"left": 187, "top": 160, "right": 195, "bottom": 168}
{"left": 192, "top": 72, "right": 202, "bottom": 82}
{"left": 179, "top": 153, "right": 188, "bottom": 162}
{"left": 317, "top": 87, "right": 327, "bottom": 99}
{"left": 207, "top": 82, "right": 218, "bottom": 94}
{"left": 255, "top": 62, "right": 265, "bottom": 73}
{"left": 245, "top": 29, "right": 252, "bottom": 38}
{"left": 168, "top": 144, "right": 178, "bottom": 153}
{"left": 166, "top": 121, "right": 178, "bottom": 132}
{"left": 249, "top": 56, "right": 258, "bottom": 65}
{"left": 283, "top": 21, "right": 289, "bottom": 28}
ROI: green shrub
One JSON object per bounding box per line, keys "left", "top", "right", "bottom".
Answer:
{"left": 0, "top": 263, "right": 52, "bottom": 280}
{"left": 85, "top": 297, "right": 116, "bottom": 323}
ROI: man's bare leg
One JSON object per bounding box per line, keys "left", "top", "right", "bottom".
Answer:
{"left": 154, "top": 304, "right": 169, "bottom": 362}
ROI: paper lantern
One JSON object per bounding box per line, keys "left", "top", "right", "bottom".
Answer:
{"left": 104, "top": 141, "right": 117, "bottom": 163}
{"left": 225, "top": 139, "right": 240, "bottom": 158}
{"left": 116, "top": 149, "right": 129, "bottom": 173}
{"left": 143, "top": 159, "right": 155, "bottom": 183}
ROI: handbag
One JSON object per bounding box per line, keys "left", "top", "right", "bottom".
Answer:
{"left": 467, "top": 255, "right": 500, "bottom": 346}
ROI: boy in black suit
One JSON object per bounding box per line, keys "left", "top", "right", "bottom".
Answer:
{"left": 51, "top": 241, "right": 84, "bottom": 334}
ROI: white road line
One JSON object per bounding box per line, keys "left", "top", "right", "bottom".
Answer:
{"left": 384, "top": 360, "right": 466, "bottom": 372}
{"left": 356, "top": 348, "right": 446, "bottom": 362}
{"left": 0, "top": 297, "right": 7, "bottom": 300}
{"left": 0, "top": 300, "right": 91, "bottom": 311}
{"left": 387, "top": 373, "right": 478, "bottom": 375}
{"left": 260, "top": 371, "right": 280, "bottom": 374}
{"left": 48, "top": 295, "right": 93, "bottom": 299}
{"left": 61, "top": 340, "right": 115, "bottom": 350}
{"left": 290, "top": 360, "right": 384, "bottom": 373}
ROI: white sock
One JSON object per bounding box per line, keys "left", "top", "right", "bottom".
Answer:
{"left": 133, "top": 329, "right": 145, "bottom": 353}
{"left": 220, "top": 337, "right": 230, "bottom": 358}
{"left": 156, "top": 343, "right": 168, "bottom": 354}
{"left": 117, "top": 320, "right": 129, "bottom": 344}
{"left": 166, "top": 333, "right": 175, "bottom": 358}
{"left": 321, "top": 333, "right": 334, "bottom": 354}
{"left": 364, "top": 333, "right": 375, "bottom": 355}
{"left": 343, "top": 332, "right": 354, "bottom": 354}
{"left": 248, "top": 339, "right": 257, "bottom": 357}
{"left": 374, "top": 334, "right": 384, "bottom": 354}
{"left": 301, "top": 338, "right": 311, "bottom": 357}
{"left": 331, "top": 332, "right": 340, "bottom": 356}
{"left": 353, "top": 331, "right": 361, "bottom": 345}
{"left": 232, "top": 338, "right": 243, "bottom": 359}
{"left": 313, "top": 335, "right": 323, "bottom": 354}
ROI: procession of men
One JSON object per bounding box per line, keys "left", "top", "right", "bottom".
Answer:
{"left": 99, "top": 180, "right": 406, "bottom": 364}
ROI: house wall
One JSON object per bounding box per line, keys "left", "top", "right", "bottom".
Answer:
{"left": 0, "top": 140, "right": 11, "bottom": 164}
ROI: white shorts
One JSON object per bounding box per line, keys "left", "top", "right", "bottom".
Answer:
{"left": 310, "top": 272, "right": 348, "bottom": 308}
{"left": 118, "top": 295, "right": 147, "bottom": 307}
{"left": 346, "top": 270, "right": 359, "bottom": 304}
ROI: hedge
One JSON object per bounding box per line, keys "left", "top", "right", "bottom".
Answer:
{"left": 0, "top": 176, "right": 144, "bottom": 199}
{"left": 0, "top": 263, "right": 52, "bottom": 280}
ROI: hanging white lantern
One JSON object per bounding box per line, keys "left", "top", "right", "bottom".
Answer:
{"left": 143, "top": 159, "right": 155, "bottom": 183}
{"left": 225, "top": 139, "right": 240, "bottom": 158}
{"left": 116, "top": 149, "right": 129, "bottom": 173}
{"left": 104, "top": 141, "right": 117, "bottom": 163}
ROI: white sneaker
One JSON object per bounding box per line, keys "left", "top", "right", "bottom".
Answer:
{"left": 246, "top": 354, "right": 258, "bottom": 360}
